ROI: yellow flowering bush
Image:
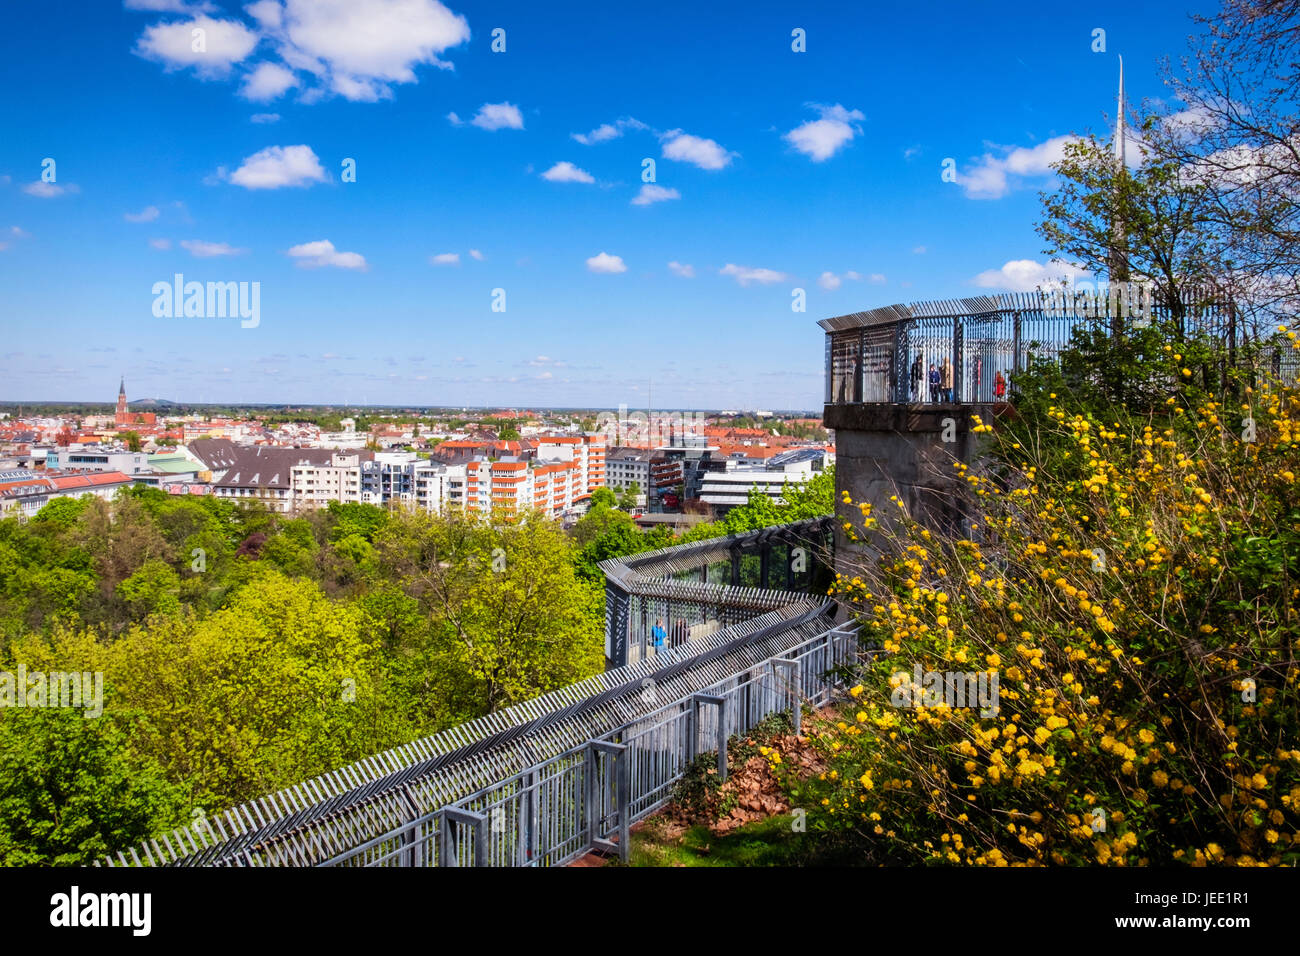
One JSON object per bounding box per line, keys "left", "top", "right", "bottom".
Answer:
{"left": 813, "top": 373, "right": 1300, "bottom": 866}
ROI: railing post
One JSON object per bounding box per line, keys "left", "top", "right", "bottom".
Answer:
{"left": 439, "top": 808, "right": 487, "bottom": 867}
{"left": 1012, "top": 310, "right": 1022, "bottom": 382}
{"left": 589, "top": 741, "right": 629, "bottom": 861}
{"left": 517, "top": 769, "right": 537, "bottom": 866}
{"left": 771, "top": 658, "right": 802, "bottom": 735}
{"left": 693, "top": 694, "right": 728, "bottom": 782}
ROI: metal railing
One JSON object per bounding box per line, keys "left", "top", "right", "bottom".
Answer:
{"left": 821, "top": 289, "right": 1293, "bottom": 406}
{"left": 600, "top": 516, "right": 835, "bottom": 668}
{"left": 318, "top": 616, "right": 861, "bottom": 867}
{"left": 103, "top": 520, "right": 852, "bottom": 868}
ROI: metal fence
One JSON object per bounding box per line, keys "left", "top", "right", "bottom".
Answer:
{"left": 318, "top": 615, "right": 861, "bottom": 867}
{"left": 601, "top": 517, "right": 834, "bottom": 668}
{"left": 103, "top": 520, "right": 855, "bottom": 868}
{"left": 821, "top": 288, "right": 1294, "bottom": 405}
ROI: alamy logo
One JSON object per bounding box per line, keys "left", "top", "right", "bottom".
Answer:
{"left": 0, "top": 665, "right": 102, "bottom": 718}
{"left": 49, "top": 886, "right": 151, "bottom": 936}
{"left": 890, "top": 664, "right": 999, "bottom": 717}
{"left": 1041, "top": 278, "right": 1155, "bottom": 324}
{"left": 152, "top": 273, "right": 260, "bottom": 328}
{"left": 594, "top": 405, "right": 707, "bottom": 446}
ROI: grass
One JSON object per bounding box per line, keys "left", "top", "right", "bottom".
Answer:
{"left": 620, "top": 800, "right": 868, "bottom": 867}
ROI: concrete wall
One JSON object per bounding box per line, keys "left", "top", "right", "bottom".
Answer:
{"left": 824, "top": 403, "right": 998, "bottom": 566}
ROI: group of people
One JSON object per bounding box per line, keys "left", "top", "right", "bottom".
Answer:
{"left": 908, "top": 354, "right": 1007, "bottom": 403}
{"left": 648, "top": 617, "right": 687, "bottom": 653}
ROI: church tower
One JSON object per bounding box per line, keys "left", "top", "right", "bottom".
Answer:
{"left": 116, "top": 376, "right": 129, "bottom": 424}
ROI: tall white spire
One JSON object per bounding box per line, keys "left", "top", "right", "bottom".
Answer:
{"left": 1108, "top": 54, "right": 1130, "bottom": 297}
{"left": 1114, "top": 54, "right": 1126, "bottom": 165}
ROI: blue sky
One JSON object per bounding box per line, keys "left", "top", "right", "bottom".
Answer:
{"left": 0, "top": 0, "right": 1212, "bottom": 411}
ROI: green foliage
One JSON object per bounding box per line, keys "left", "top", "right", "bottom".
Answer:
{"left": 0, "top": 493, "right": 608, "bottom": 860}
{"left": 588, "top": 486, "right": 617, "bottom": 510}
{"left": 0, "top": 706, "right": 187, "bottom": 866}
{"left": 682, "top": 467, "right": 836, "bottom": 542}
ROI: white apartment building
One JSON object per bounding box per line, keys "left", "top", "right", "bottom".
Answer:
{"left": 697, "top": 449, "right": 826, "bottom": 513}
{"left": 291, "top": 453, "right": 466, "bottom": 514}
{"left": 534, "top": 434, "right": 606, "bottom": 496}
{"left": 605, "top": 447, "right": 652, "bottom": 492}
{"left": 291, "top": 454, "right": 363, "bottom": 507}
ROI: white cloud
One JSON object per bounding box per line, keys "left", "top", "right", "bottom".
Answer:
{"left": 468, "top": 248, "right": 484, "bottom": 261}
{"left": 571, "top": 117, "right": 647, "bottom": 145}
{"left": 250, "top": 112, "right": 281, "bottom": 123}
{"left": 818, "top": 270, "right": 868, "bottom": 291}
{"left": 631, "top": 184, "right": 680, "bottom": 206}
{"left": 586, "top": 252, "right": 627, "bottom": 274}
{"left": 667, "top": 261, "right": 695, "bottom": 278}
{"left": 287, "top": 238, "right": 368, "bottom": 270}
{"left": 227, "top": 144, "right": 327, "bottom": 189}
{"left": 275, "top": 0, "right": 469, "bottom": 99}
{"left": 240, "top": 61, "right": 298, "bottom": 101}
{"left": 134, "top": 15, "right": 260, "bottom": 77}
{"left": 573, "top": 123, "right": 617, "bottom": 145}
{"left": 959, "top": 134, "right": 1080, "bottom": 199}
{"left": 23, "top": 182, "right": 78, "bottom": 198}
{"left": 719, "top": 263, "right": 789, "bottom": 286}
{"left": 446, "top": 111, "right": 461, "bottom": 125}
{"left": 972, "top": 258, "right": 1091, "bottom": 293}
{"left": 785, "top": 103, "right": 865, "bottom": 162}
{"left": 0, "top": 225, "right": 30, "bottom": 252}
{"left": 912, "top": 246, "right": 927, "bottom": 254}
{"left": 541, "top": 161, "right": 595, "bottom": 183}
{"left": 868, "top": 273, "right": 886, "bottom": 283}
{"left": 180, "top": 239, "right": 248, "bottom": 257}
{"left": 132, "top": 0, "right": 470, "bottom": 103}
{"left": 149, "top": 238, "right": 172, "bottom": 250}
{"left": 430, "top": 252, "right": 459, "bottom": 265}
{"left": 124, "top": 205, "right": 161, "bottom": 222}
{"left": 661, "top": 130, "right": 734, "bottom": 170}
{"left": 244, "top": 0, "right": 283, "bottom": 31}
{"left": 468, "top": 102, "right": 524, "bottom": 131}
{"left": 125, "top": 0, "right": 216, "bottom": 11}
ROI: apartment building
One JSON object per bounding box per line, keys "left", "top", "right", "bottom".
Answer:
{"left": 534, "top": 434, "right": 606, "bottom": 496}
{"left": 0, "top": 470, "right": 138, "bottom": 518}
{"left": 291, "top": 454, "right": 363, "bottom": 508}
{"left": 292, "top": 452, "right": 466, "bottom": 513}
{"left": 697, "top": 448, "right": 826, "bottom": 515}
{"left": 44, "top": 445, "right": 149, "bottom": 475}
{"left": 605, "top": 447, "right": 652, "bottom": 492}
{"left": 462, "top": 457, "right": 584, "bottom": 520}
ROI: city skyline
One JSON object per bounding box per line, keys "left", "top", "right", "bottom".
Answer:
{"left": 0, "top": 0, "right": 1208, "bottom": 407}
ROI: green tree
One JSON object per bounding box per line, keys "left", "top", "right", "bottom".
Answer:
{"left": 0, "top": 706, "right": 187, "bottom": 866}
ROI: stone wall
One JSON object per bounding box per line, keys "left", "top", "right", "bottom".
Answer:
{"left": 824, "top": 403, "right": 999, "bottom": 567}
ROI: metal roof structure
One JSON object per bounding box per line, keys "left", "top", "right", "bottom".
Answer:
{"left": 817, "top": 287, "right": 1229, "bottom": 333}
